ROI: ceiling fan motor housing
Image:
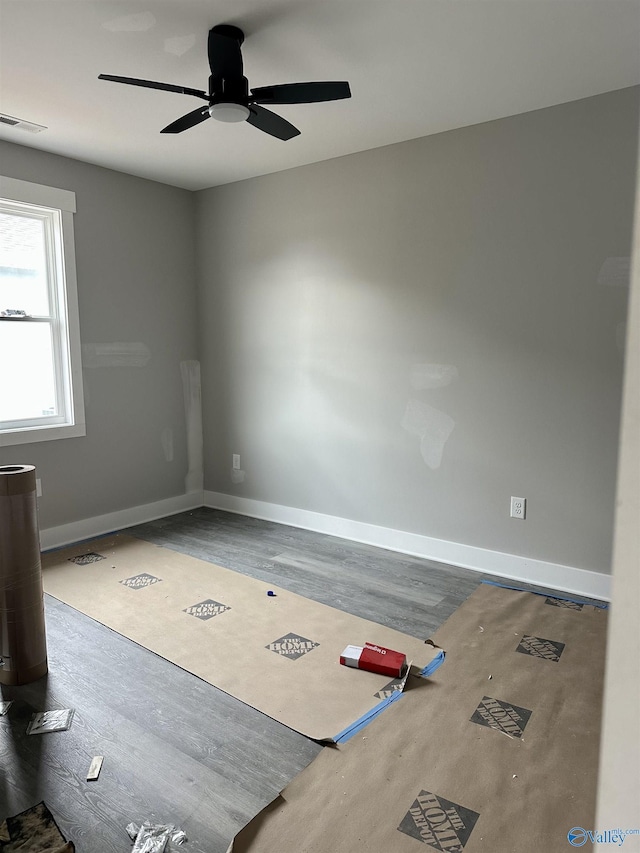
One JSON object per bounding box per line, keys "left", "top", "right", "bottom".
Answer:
{"left": 208, "top": 74, "right": 249, "bottom": 106}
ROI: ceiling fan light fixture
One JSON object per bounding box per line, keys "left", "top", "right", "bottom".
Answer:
{"left": 209, "top": 102, "right": 250, "bottom": 123}
{"left": 99, "top": 24, "right": 351, "bottom": 139}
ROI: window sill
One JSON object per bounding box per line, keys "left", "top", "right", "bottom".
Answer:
{"left": 0, "top": 422, "right": 86, "bottom": 447}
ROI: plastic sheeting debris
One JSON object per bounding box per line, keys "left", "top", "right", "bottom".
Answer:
{"left": 26, "top": 709, "right": 74, "bottom": 735}
{"left": 127, "top": 822, "right": 187, "bottom": 851}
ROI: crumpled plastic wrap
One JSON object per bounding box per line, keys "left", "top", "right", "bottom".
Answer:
{"left": 26, "top": 709, "right": 74, "bottom": 735}
{"left": 127, "top": 822, "right": 187, "bottom": 852}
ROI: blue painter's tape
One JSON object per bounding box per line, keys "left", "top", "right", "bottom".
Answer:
{"left": 419, "top": 649, "right": 446, "bottom": 677}
{"left": 332, "top": 651, "right": 446, "bottom": 744}
{"left": 332, "top": 690, "right": 404, "bottom": 744}
{"left": 480, "top": 579, "right": 608, "bottom": 609}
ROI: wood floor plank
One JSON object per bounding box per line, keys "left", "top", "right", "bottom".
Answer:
{"left": 1, "top": 589, "right": 320, "bottom": 851}
{"left": 1, "top": 507, "right": 603, "bottom": 851}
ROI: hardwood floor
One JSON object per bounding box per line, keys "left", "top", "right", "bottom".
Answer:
{"left": 0, "top": 508, "right": 602, "bottom": 851}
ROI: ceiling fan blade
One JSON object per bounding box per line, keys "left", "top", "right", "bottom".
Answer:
{"left": 246, "top": 104, "right": 300, "bottom": 141}
{"left": 250, "top": 81, "right": 351, "bottom": 105}
{"left": 161, "top": 106, "right": 211, "bottom": 134}
{"left": 99, "top": 74, "right": 208, "bottom": 100}
{"left": 208, "top": 25, "right": 244, "bottom": 78}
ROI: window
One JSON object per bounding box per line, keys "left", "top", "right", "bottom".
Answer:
{"left": 0, "top": 176, "right": 85, "bottom": 446}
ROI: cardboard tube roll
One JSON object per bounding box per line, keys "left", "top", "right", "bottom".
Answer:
{"left": 0, "top": 465, "right": 48, "bottom": 685}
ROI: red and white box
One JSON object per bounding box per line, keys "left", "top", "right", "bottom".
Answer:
{"left": 340, "top": 642, "right": 406, "bottom": 678}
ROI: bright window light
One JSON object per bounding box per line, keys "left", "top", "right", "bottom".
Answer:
{"left": 0, "top": 177, "right": 85, "bottom": 446}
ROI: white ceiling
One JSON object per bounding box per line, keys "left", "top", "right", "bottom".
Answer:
{"left": 1, "top": 0, "right": 639, "bottom": 191}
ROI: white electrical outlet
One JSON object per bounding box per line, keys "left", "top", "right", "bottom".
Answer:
{"left": 232, "top": 454, "right": 241, "bottom": 470}
{"left": 36, "top": 478, "right": 42, "bottom": 497}
{"left": 510, "top": 496, "right": 526, "bottom": 519}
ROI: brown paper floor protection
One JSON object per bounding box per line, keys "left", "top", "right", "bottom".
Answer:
{"left": 228, "top": 583, "right": 607, "bottom": 853}
{"left": 41, "top": 534, "right": 439, "bottom": 741}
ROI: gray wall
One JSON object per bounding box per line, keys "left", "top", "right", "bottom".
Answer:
{"left": 0, "top": 141, "right": 198, "bottom": 529}
{"left": 196, "top": 87, "right": 639, "bottom": 574}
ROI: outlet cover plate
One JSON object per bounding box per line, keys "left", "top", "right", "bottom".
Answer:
{"left": 510, "top": 496, "right": 526, "bottom": 519}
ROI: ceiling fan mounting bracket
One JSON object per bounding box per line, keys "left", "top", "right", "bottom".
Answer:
{"left": 211, "top": 24, "right": 244, "bottom": 45}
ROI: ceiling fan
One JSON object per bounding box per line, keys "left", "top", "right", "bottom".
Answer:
{"left": 99, "top": 24, "right": 351, "bottom": 140}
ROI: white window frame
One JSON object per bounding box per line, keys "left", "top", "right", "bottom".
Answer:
{"left": 0, "top": 176, "right": 85, "bottom": 446}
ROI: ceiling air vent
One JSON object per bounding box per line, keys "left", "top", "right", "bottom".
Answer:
{"left": 0, "top": 114, "right": 47, "bottom": 133}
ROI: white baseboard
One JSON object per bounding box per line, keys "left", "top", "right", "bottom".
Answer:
{"left": 40, "top": 490, "right": 204, "bottom": 551}
{"left": 204, "top": 490, "right": 611, "bottom": 602}
{"left": 38, "top": 488, "right": 611, "bottom": 602}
